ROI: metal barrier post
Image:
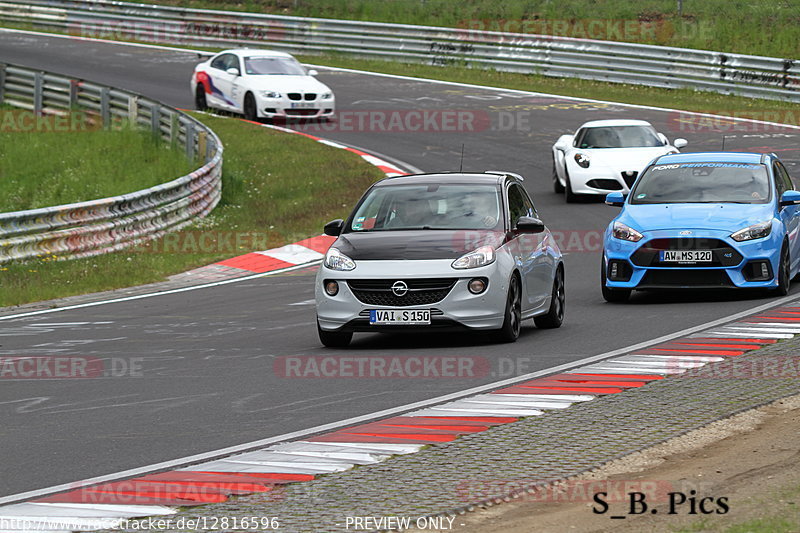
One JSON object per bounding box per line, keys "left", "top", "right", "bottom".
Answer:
{"left": 0, "top": 64, "right": 6, "bottom": 106}
{"left": 100, "top": 87, "right": 110, "bottom": 128}
{"left": 33, "top": 71, "right": 43, "bottom": 114}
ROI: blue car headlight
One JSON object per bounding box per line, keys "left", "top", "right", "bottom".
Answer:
{"left": 612, "top": 221, "right": 643, "bottom": 242}
{"left": 731, "top": 221, "right": 772, "bottom": 242}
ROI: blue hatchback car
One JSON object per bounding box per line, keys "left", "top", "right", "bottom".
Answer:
{"left": 602, "top": 152, "right": 800, "bottom": 302}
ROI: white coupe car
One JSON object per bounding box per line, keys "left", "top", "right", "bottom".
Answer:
{"left": 552, "top": 119, "right": 687, "bottom": 202}
{"left": 191, "top": 49, "right": 335, "bottom": 121}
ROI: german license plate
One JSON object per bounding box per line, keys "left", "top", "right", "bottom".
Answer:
{"left": 660, "top": 250, "right": 712, "bottom": 263}
{"left": 290, "top": 102, "right": 316, "bottom": 108}
{"left": 369, "top": 309, "right": 431, "bottom": 325}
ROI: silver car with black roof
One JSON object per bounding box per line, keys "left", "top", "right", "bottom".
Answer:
{"left": 315, "top": 171, "right": 565, "bottom": 347}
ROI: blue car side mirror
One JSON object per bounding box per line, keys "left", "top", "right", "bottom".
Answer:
{"left": 780, "top": 190, "right": 800, "bottom": 207}
{"left": 605, "top": 192, "right": 626, "bottom": 207}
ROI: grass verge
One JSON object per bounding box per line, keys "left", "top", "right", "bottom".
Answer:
{"left": 142, "top": 0, "right": 799, "bottom": 58}
{"left": 294, "top": 53, "right": 800, "bottom": 120}
{"left": 0, "top": 111, "right": 193, "bottom": 212}
{"left": 0, "top": 113, "right": 383, "bottom": 307}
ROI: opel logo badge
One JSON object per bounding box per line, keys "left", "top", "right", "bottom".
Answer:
{"left": 391, "top": 281, "right": 409, "bottom": 297}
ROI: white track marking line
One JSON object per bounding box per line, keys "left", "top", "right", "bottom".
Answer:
{"left": 699, "top": 331, "right": 794, "bottom": 339}
{"left": 0, "top": 261, "right": 320, "bottom": 323}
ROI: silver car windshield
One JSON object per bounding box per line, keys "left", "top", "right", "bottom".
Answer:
{"left": 244, "top": 57, "right": 306, "bottom": 75}
{"left": 349, "top": 184, "right": 502, "bottom": 231}
{"left": 577, "top": 125, "right": 663, "bottom": 148}
{"left": 630, "top": 162, "right": 771, "bottom": 204}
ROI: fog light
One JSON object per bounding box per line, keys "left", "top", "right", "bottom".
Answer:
{"left": 468, "top": 278, "right": 487, "bottom": 294}
{"left": 324, "top": 280, "right": 339, "bottom": 296}
{"left": 610, "top": 262, "right": 619, "bottom": 278}
{"left": 761, "top": 263, "right": 770, "bottom": 278}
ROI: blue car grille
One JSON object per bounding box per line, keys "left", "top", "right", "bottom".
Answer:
{"left": 631, "top": 238, "right": 742, "bottom": 268}
{"left": 639, "top": 269, "right": 734, "bottom": 288}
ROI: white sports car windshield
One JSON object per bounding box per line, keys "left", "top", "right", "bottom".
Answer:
{"left": 244, "top": 57, "right": 307, "bottom": 75}
{"left": 577, "top": 125, "right": 663, "bottom": 148}
{"left": 630, "top": 163, "right": 771, "bottom": 204}
{"left": 349, "top": 184, "right": 502, "bottom": 231}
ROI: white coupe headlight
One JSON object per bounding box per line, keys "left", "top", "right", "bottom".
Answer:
{"left": 452, "top": 245, "right": 496, "bottom": 270}
{"left": 574, "top": 152, "right": 591, "bottom": 168}
{"left": 612, "top": 221, "right": 643, "bottom": 242}
{"left": 321, "top": 92, "right": 333, "bottom": 100}
{"left": 324, "top": 247, "right": 356, "bottom": 271}
{"left": 260, "top": 91, "right": 281, "bottom": 98}
{"left": 731, "top": 221, "right": 772, "bottom": 242}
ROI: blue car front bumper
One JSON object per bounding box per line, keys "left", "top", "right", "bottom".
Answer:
{"left": 603, "top": 229, "right": 781, "bottom": 290}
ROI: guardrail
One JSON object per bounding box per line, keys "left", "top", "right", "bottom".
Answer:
{"left": 0, "top": 0, "right": 798, "bottom": 102}
{"left": 0, "top": 62, "right": 223, "bottom": 263}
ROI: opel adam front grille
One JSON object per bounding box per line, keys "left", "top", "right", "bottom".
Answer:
{"left": 631, "top": 238, "right": 743, "bottom": 267}
{"left": 347, "top": 279, "right": 457, "bottom": 307}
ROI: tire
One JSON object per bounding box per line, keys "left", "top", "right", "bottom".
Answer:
{"left": 317, "top": 319, "right": 352, "bottom": 348}
{"left": 243, "top": 93, "right": 258, "bottom": 122}
{"left": 195, "top": 86, "right": 208, "bottom": 111}
{"left": 552, "top": 156, "right": 565, "bottom": 193}
{"left": 564, "top": 168, "right": 579, "bottom": 203}
{"left": 775, "top": 245, "right": 791, "bottom": 296}
{"left": 601, "top": 255, "right": 631, "bottom": 303}
{"left": 493, "top": 275, "right": 522, "bottom": 343}
{"left": 534, "top": 266, "right": 565, "bottom": 329}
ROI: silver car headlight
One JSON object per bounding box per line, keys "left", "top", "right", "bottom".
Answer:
{"left": 260, "top": 91, "right": 281, "bottom": 98}
{"left": 612, "top": 221, "right": 643, "bottom": 242}
{"left": 731, "top": 221, "right": 772, "bottom": 242}
{"left": 324, "top": 247, "right": 356, "bottom": 271}
{"left": 452, "top": 245, "right": 496, "bottom": 270}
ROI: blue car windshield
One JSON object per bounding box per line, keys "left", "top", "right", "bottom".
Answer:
{"left": 349, "top": 184, "right": 503, "bottom": 231}
{"left": 630, "top": 162, "right": 771, "bottom": 204}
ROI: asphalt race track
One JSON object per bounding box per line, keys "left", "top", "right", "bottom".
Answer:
{"left": 1, "top": 31, "right": 799, "bottom": 497}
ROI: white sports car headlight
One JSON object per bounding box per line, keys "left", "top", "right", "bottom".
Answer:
{"left": 452, "top": 245, "right": 496, "bottom": 269}
{"left": 324, "top": 247, "right": 356, "bottom": 271}
{"left": 574, "top": 152, "right": 590, "bottom": 168}
{"left": 612, "top": 221, "right": 643, "bottom": 242}
{"left": 260, "top": 91, "right": 281, "bottom": 98}
{"left": 321, "top": 92, "right": 333, "bottom": 100}
{"left": 731, "top": 221, "right": 772, "bottom": 242}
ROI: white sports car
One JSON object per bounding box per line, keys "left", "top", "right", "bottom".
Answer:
{"left": 191, "top": 49, "right": 335, "bottom": 121}
{"left": 552, "top": 119, "right": 687, "bottom": 202}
